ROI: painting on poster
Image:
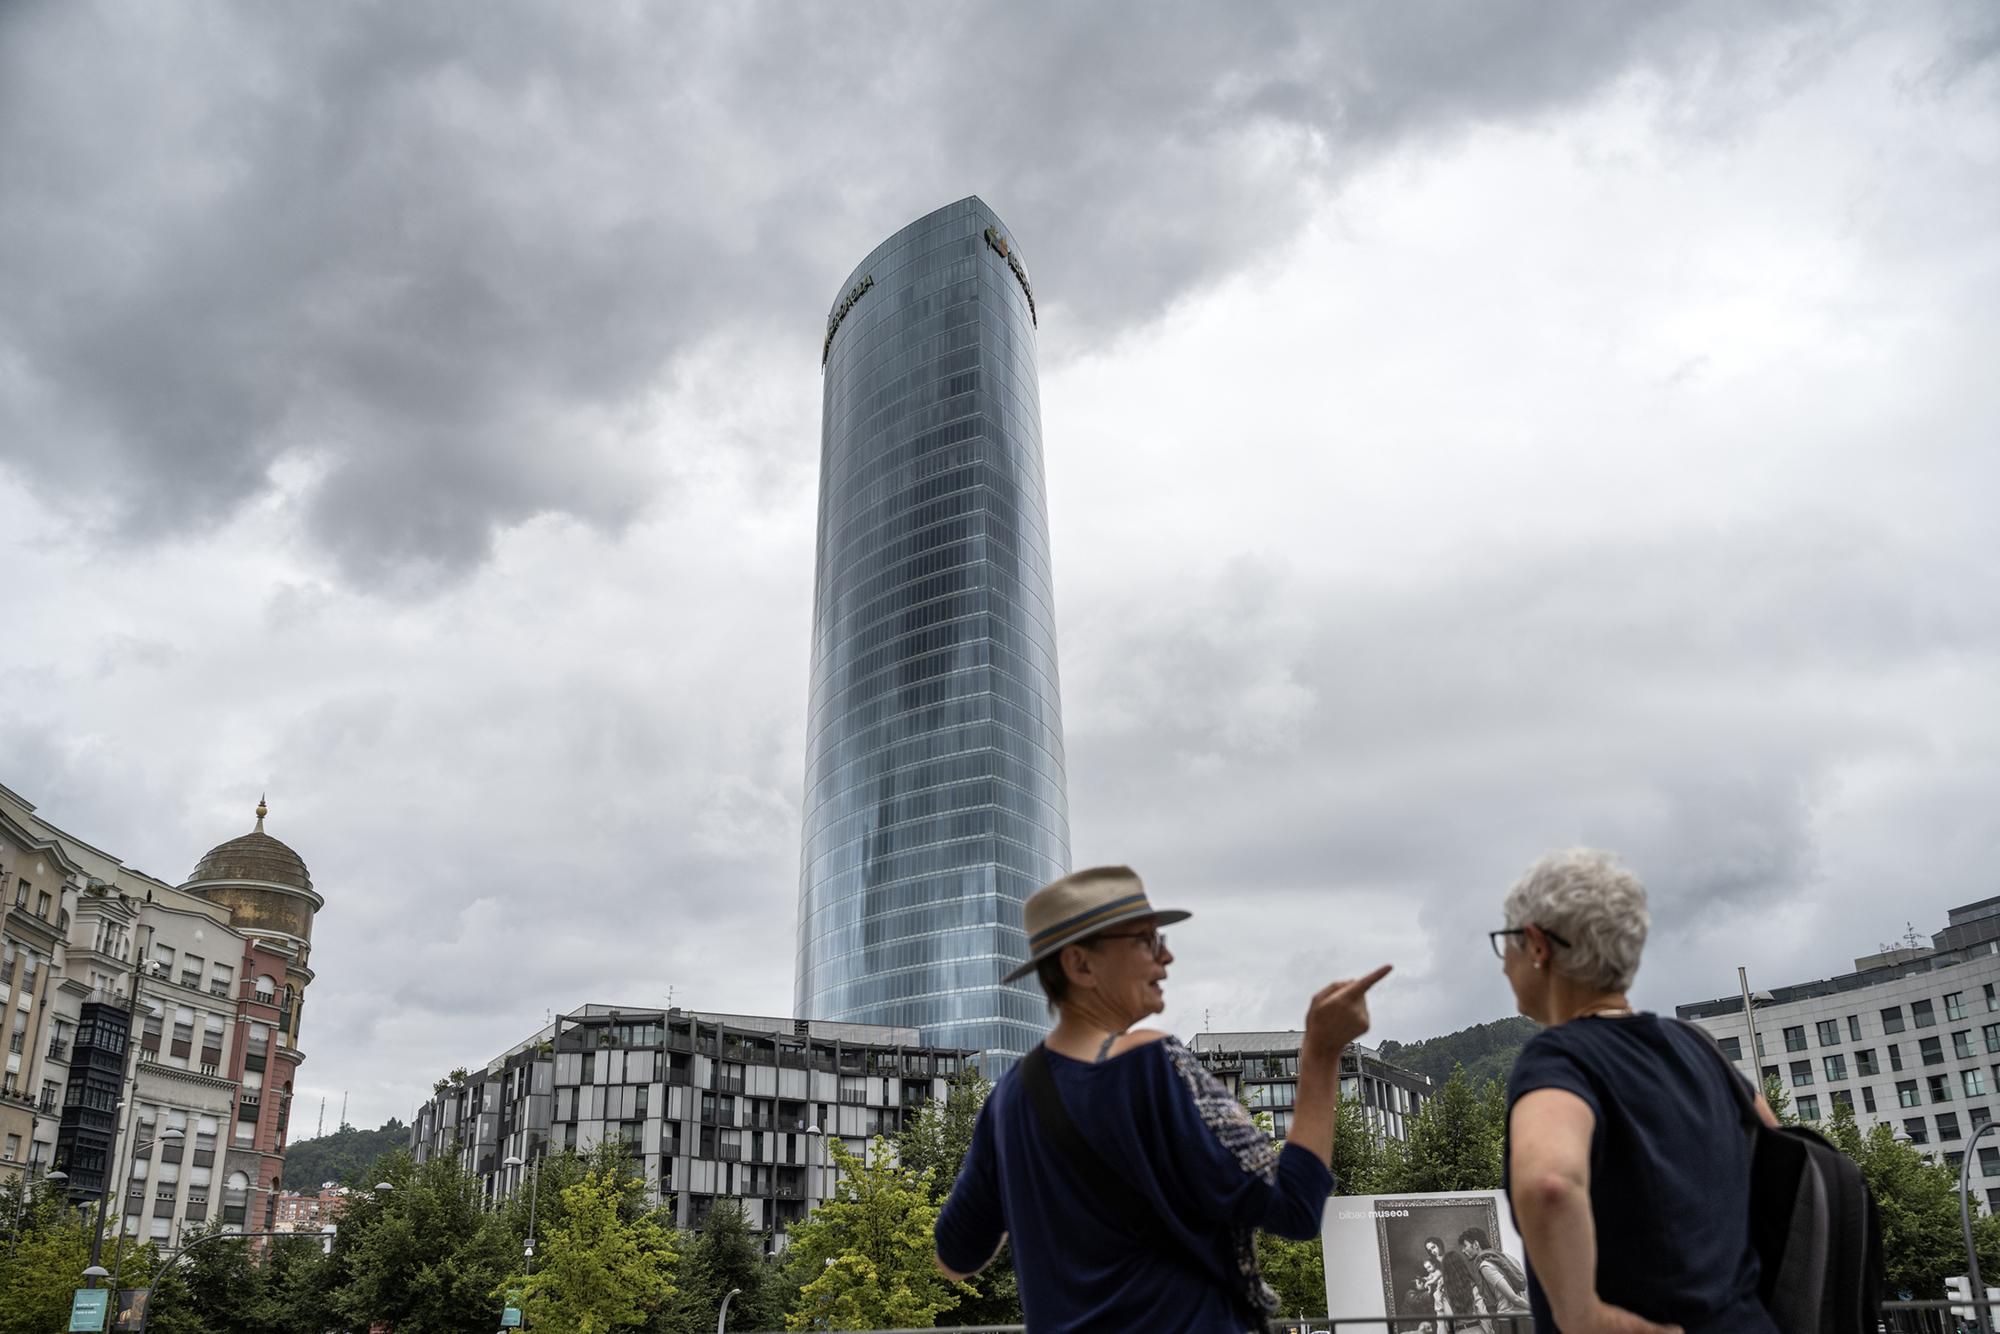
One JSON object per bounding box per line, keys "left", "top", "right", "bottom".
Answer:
{"left": 1321, "top": 1190, "right": 1532, "bottom": 1326}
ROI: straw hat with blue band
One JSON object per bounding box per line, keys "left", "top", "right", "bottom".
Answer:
{"left": 1002, "top": 865, "right": 1192, "bottom": 984}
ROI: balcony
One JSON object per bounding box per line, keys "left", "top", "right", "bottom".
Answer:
{"left": 209, "top": 980, "right": 231, "bottom": 997}
{"left": 7, "top": 1033, "right": 22, "bottom": 1055}
{"left": 715, "top": 1144, "right": 743, "bottom": 1162}
{"left": 179, "top": 974, "right": 202, "bottom": 991}
{"left": 717, "top": 1076, "right": 745, "bottom": 1095}
{"left": 47, "top": 1039, "right": 67, "bottom": 1060}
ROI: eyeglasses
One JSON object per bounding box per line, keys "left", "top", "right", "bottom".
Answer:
{"left": 1489, "top": 926, "right": 1572, "bottom": 960}
{"left": 1094, "top": 929, "right": 1168, "bottom": 958}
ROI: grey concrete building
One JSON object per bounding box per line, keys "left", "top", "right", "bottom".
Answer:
{"left": 410, "top": 1005, "right": 972, "bottom": 1246}
{"left": 1190, "top": 1030, "right": 1434, "bottom": 1144}
{"left": 1679, "top": 896, "right": 2000, "bottom": 1210}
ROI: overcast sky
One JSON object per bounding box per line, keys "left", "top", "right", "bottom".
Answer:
{"left": 3, "top": 1, "right": 1997, "bottom": 1134}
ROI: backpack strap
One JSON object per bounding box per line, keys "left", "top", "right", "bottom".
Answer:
{"left": 1019, "top": 1044, "right": 1215, "bottom": 1277}
{"left": 1676, "top": 1018, "right": 1763, "bottom": 1130}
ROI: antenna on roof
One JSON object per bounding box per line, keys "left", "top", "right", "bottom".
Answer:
{"left": 1904, "top": 922, "right": 1924, "bottom": 950}
{"left": 339, "top": 1091, "right": 349, "bottom": 1132}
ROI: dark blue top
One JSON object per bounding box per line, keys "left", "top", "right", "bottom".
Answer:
{"left": 936, "top": 1037, "right": 1334, "bottom": 1333}
{"left": 1505, "top": 1014, "right": 1776, "bottom": 1334}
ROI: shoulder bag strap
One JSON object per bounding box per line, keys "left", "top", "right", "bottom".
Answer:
{"left": 1019, "top": 1044, "right": 1212, "bottom": 1269}
{"left": 1675, "top": 1018, "right": 1762, "bottom": 1130}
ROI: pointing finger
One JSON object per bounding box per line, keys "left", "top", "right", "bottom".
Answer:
{"left": 1337, "top": 964, "right": 1393, "bottom": 996}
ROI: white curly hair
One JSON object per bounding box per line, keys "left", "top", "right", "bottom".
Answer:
{"left": 1503, "top": 847, "right": 1650, "bottom": 992}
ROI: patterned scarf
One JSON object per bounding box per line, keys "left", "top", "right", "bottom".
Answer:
{"left": 1161, "top": 1037, "right": 1286, "bottom": 1328}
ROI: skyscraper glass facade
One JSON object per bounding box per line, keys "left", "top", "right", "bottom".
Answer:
{"left": 797, "top": 197, "right": 1070, "bottom": 1067}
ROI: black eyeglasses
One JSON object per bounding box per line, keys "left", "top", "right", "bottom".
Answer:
{"left": 1489, "top": 926, "right": 1572, "bottom": 960}
{"left": 1094, "top": 929, "right": 1168, "bottom": 958}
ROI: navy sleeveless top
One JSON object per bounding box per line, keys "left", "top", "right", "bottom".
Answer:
{"left": 937, "top": 1037, "right": 1334, "bottom": 1333}
{"left": 1505, "top": 1014, "right": 1777, "bottom": 1334}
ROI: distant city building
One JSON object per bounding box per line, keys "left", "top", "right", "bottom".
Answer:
{"left": 273, "top": 1183, "right": 348, "bottom": 1235}
{"left": 1191, "top": 1030, "right": 1434, "bottom": 1144}
{"left": 797, "top": 196, "right": 1072, "bottom": 1069}
{"left": 1679, "top": 896, "right": 2000, "bottom": 1211}
{"left": 0, "top": 783, "right": 319, "bottom": 1246}
{"left": 410, "top": 1005, "right": 972, "bottom": 1248}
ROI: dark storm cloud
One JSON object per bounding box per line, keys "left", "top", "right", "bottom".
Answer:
{"left": 1061, "top": 518, "right": 2000, "bottom": 1036}
{"left": 0, "top": 0, "right": 1825, "bottom": 590}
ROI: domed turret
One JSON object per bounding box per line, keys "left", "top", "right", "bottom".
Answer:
{"left": 183, "top": 796, "right": 322, "bottom": 951}
{"left": 189, "top": 798, "right": 313, "bottom": 893}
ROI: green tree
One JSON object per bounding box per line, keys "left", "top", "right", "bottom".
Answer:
{"left": 1762, "top": 1074, "right": 1794, "bottom": 1124}
{"left": 896, "top": 1069, "right": 1020, "bottom": 1326}
{"left": 783, "top": 1136, "right": 959, "bottom": 1331}
{"left": 142, "top": 1222, "right": 259, "bottom": 1334}
{"left": 662, "top": 1197, "right": 782, "bottom": 1333}
{"left": 1259, "top": 1233, "right": 1327, "bottom": 1320}
{"left": 0, "top": 1185, "right": 92, "bottom": 1334}
{"left": 501, "top": 1166, "right": 679, "bottom": 1334}
{"left": 1388, "top": 1066, "right": 1501, "bottom": 1193}
{"left": 1330, "top": 1094, "right": 1399, "bottom": 1195}
{"left": 282, "top": 1117, "right": 410, "bottom": 1191}
{"left": 498, "top": 1142, "right": 647, "bottom": 1266}
{"left": 1377, "top": 1017, "right": 1541, "bottom": 1088}
{"left": 330, "top": 1149, "right": 516, "bottom": 1334}
{"left": 895, "top": 1066, "right": 991, "bottom": 1186}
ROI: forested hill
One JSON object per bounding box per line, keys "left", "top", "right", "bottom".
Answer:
{"left": 283, "top": 1119, "right": 408, "bottom": 1190}
{"left": 1375, "top": 1016, "right": 1541, "bottom": 1088}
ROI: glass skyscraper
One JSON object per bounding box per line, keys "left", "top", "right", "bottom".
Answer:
{"left": 797, "top": 197, "right": 1071, "bottom": 1067}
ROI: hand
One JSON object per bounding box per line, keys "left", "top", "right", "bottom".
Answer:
{"left": 1303, "top": 964, "right": 1392, "bottom": 1059}
{"left": 1567, "top": 1299, "right": 1682, "bottom": 1334}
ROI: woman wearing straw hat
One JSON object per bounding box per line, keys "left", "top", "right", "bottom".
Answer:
{"left": 935, "top": 865, "right": 1391, "bottom": 1333}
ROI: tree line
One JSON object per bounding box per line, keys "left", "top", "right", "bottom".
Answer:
{"left": 7, "top": 1062, "right": 1996, "bottom": 1331}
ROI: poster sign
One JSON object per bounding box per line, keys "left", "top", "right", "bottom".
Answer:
{"left": 69, "top": 1288, "right": 110, "bottom": 1333}
{"left": 112, "top": 1288, "right": 150, "bottom": 1333}
{"left": 501, "top": 1308, "right": 522, "bottom": 1328}
{"left": 1322, "top": 1190, "right": 1532, "bottom": 1327}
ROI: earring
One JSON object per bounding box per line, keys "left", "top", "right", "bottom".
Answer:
{"left": 1534, "top": 961, "right": 1544, "bottom": 970}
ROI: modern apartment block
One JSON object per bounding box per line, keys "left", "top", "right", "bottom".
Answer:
{"left": 1679, "top": 896, "right": 2000, "bottom": 1210}
{"left": 798, "top": 196, "right": 1072, "bottom": 1068}
{"left": 410, "top": 1005, "right": 971, "bottom": 1246}
{"left": 1190, "top": 1031, "right": 1435, "bottom": 1145}
{"left": 0, "top": 783, "right": 319, "bottom": 1246}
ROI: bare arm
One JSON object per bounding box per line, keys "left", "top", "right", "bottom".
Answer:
{"left": 1289, "top": 965, "right": 1393, "bottom": 1168}
{"left": 936, "top": 1231, "right": 1007, "bottom": 1282}
{"left": 1752, "top": 1088, "right": 1781, "bottom": 1129}
{"left": 1508, "top": 1089, "right": 1682, "bottom": 1334}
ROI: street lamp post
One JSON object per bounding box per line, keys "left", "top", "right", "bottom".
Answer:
{"left": 717, "top": 1286, "right": 743, "bottom": 1333}
{"left": 1961, "top": 1121, "right": 1999, "bottom": 1334}
{"left": 6, "top": 1163, "right": 66, "bottom": 1252}
{"left": 502, "top": 1150, "right": 540, "bottom": 1328}
{"left": 89, "top": 1128, "right": 183, "bottom": 1284}
{"left": 805, "top": 1122, "right": 824, "bottom": 1211}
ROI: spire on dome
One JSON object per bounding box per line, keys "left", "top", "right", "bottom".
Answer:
{"left": 255, "top": 794, "right": 268, "bottom": 833}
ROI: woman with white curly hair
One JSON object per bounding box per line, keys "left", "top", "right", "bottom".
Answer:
{"left": 1497, "top": 848, "right": 1779, "bottom": 1334}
